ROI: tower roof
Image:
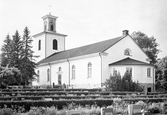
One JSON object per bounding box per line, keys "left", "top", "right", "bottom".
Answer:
{"left": 42, "top": 13, "right": 58, "bottom": 20}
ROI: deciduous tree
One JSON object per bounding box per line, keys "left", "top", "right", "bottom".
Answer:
{"left": 131, "top": 31, "right": 160, "bottom": 64}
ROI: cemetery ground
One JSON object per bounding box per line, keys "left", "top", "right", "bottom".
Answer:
{"left": 0, "top": 87, "right": 167, "bottom": 115}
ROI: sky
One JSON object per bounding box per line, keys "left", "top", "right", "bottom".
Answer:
{"left": 0, "top": 0, "right": 167, "bottom": 58}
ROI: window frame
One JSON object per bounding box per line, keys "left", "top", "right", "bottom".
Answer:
{"left": 124, "top": 48, "right": 131, "bottom": 56}
{"left": 47, "top": 69, "right": 50, "bottom": 82}
{"left": 88, "top": 62, "right": 92, "bottom": 78}
{"left": 147, "top": 67, "right": 151, "bottom": 77}
{"left": 49, "top": 21, "right": 54, "bottom": 31}
{"left": 38, "top": 40, "right": 41, "bottom": 50}
{"left": 53, "top": 39, "right": 58, "bottom": 50}
{"left": 113, "top": 68, "right": 117, "bottom": 76}
{"left": 37, "top": 70, "right": 40, "bottom": 83}
{"left": 72, "top": 65, "right": 75, "bottom": 80}
{"left": 126, "top": 67, "right": 132, "bottom": 76}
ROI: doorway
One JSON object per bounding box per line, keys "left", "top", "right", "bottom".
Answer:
{"left": 147, "top": 87, "right": 151, "bottom": 92}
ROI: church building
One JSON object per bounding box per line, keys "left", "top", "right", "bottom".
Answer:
{"left": 32, "top": 14, "right": 155, "bottom": 92}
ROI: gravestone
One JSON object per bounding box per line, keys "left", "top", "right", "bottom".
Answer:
{"left": 66, "top": 110, "right": 81, "bottom": 115}
{"left": 101, "top": 108, "right": 115, "bottom": 115}
{"left": 90, "top": 113, "right": 99, "bottom": 115}
{"left": 128, "top": 104, "right": 142, "bottom": 115}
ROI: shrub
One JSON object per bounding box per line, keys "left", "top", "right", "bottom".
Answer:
{"left": 147, "top": 105, "right": 161, "bottom": 114}
{"left": 105, "top": 72, "right": 143, "bottom": 91}
{"left": 0, "top": 108, "right": 13, "bottom": 115}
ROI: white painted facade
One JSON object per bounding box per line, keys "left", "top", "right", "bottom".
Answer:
{"left": 32, "top": 14, "right": 155, "bottom": 91}
{"left": 33, "top": 14, "right": 67, "bottom": 62}
{"left": 101, "top": 35, "right": 150, "bottom": 83}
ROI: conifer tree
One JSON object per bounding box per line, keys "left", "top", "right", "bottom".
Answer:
{"left": 10, "top": 30, "right": 23, "bottom": 68}
{"left": 20, "top": 27, "right": 36, "bottom": 85}
{"left": 22, "top": 27, "right": 34, "bottom": 59}
{"left": 1, "top": 34, "right": 12, "bottom": 67}
{"left": 1, "top": 28, "right": 36, "bottom": 85}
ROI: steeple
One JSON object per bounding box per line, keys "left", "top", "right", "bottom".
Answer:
{"left": 33, "top": 14, "right": 67, "bottom": 63}
{"left": 42, "top": 13, "right": 58, "bottom": 32}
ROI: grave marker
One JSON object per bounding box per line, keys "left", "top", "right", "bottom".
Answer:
{"left": 101, "top": 108, "right": 115, "bottom": 115}
{"left": 128, "top": 104, "right": 142, "bottom": 115}
{"left": 66, "top": 110, "right": 81, "bottom": 115}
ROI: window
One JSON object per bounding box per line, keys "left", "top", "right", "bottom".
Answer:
{"left": 53, "top": 39, "right": 58, "bottom": 50}
{"left": 59, "top": 67, "right": 62, "bottom": 72}
{"left": 44, "top": 21, "right": 47, "bottom": 31}
{"left": 126, "top": 67, "right": 132, "bottom": 76}
{"left": 44, "top": 25, "right": 47, "bottom": 31}
{"left": 124, "top": 49, "right": 131, "bottom": 56}
{"left": 88, "top": 62, "right": 92, "bottom": 78}
{"left": 47, "top": 69, "right": 50, "bottom": 82}
{"left": 38, "top": 40, "right": 41, "bottom": 50}
{"left": 147, "top": 68, "right": 151, "bottom": 77}
{"left": 49, "top": 21, "right": 54, "bottom": 31}
{"left": 58, "top": 67, "right": 62, "bottom": 85}
{"left": 37, "top": 70, "right": 40, "bottom": 83}
{"left": 58, "top": 74, "right": 62, "bottom": 85}
{"left": 113, "top": 68, "right": 117, "bottom": 76}
{"left": 72, "top": 65, "right": 75, "bottom": 80}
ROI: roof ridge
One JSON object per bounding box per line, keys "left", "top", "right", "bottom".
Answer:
{"left": 37, "top": 36, "right": 124, "bottom": 65}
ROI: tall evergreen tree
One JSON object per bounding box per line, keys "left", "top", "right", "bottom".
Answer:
{"left": 20, "top": 27, "right": 36, "bottom": 85}
{"left": 1, "top": 34, "right": 12, "bottom": 67}
{"left": 22, "top": 27, "right": 34, "bottom": 59}
{"left": 10, "top": 30, "right": 23, "bottom": 68}
{"left": 1, "top": 28, "right": 36, "bottom": 85}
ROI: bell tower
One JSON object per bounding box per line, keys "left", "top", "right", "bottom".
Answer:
{"left": 42, "top": 13, "right": 57, "bottom": 32}
{"left": 33, "top": 13, "right": 67, "bottom": 62}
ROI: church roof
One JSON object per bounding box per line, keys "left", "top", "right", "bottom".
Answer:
{"left": 37, "top": 36, "right": 125, "bottom": 65}
{"left": 109, "top": 57, "right": 153, "bottom": 66}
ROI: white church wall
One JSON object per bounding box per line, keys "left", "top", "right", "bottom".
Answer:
{"left": 102, "top": 36, "right": 150, "bottom": 84}
{"left": 45, "top": 34, "right": 65, "bottom": 57}
{"left": 38, "top": 65, "right": 50, "bottom": 86}
{"left": 51, "top": 61, "right": 69, "bottom": 86}
{"left": 69, "top": 55, "right": 102, "bottom": 88}
{"left": 33, "top": 34, "right": 46, "bottom": 63}
{"left": 109, "top": 65, "right": 154, "bottom": 83}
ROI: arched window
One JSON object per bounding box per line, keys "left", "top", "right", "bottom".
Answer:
{"left": 44, "top": 21, "right": 47, "bottom": 31}
{"left": 58, "top": 67, "right": 62, "bottom": 85}
{"left": 47, "top": 69, "right": 50, "bottom": 82}
{"left": 147, "top": 68, "right": 151, "bottom": 77}
{"left": 88, "top": 62, "right": 92, "bottom": 78}
{"left": 72, "top": 65, "right": 75, "bottom": 80}
{"left": 49, "top": 21, "right": 54, "bottom": 31}
{"left": 53, "top": 39, "right": 58, "bottom": 50}
{"left": 38, "top": 40, "right": 41, "bottom": 50}
{"left": 124, "top": 48, "right": 131, "bottom": 56}
{"left": 59, "top": 67, "right": 62, "bottom": 72}
{"left": 44, "top": 25, "right": 47, "bottom": 31}
{"left": 37, "top": 70, "right": 40, "bottom": 83}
